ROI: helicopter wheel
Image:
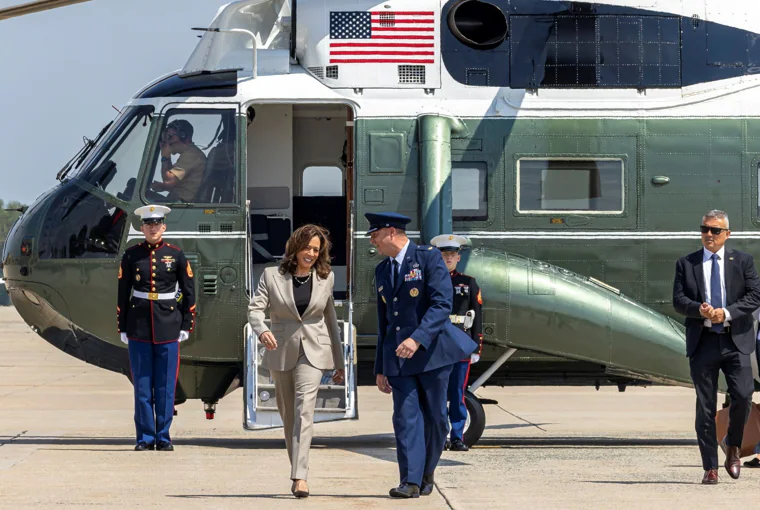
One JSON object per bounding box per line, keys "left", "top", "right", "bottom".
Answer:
{"left": 462, "top": 390, "right": 486, "bottom": 447}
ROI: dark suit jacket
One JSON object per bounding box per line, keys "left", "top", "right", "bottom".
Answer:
{"left": 374, "top": 242, "right": 477, "bottom": 377}
{"left": 673, "top": 247, "right": 760, "bottom": 357}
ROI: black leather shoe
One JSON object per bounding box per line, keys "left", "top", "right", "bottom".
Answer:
{"left": 450, "top": 439, "right": 469, "bottom": 451}
{"left": 420, "top": 473, "right": 434, "bottom": 496}
{"left": 444, "top": 439, "right": 451, "bottom": 450}
{"left": 744, "top": 457, "right": 760, "bottom": 468}
{"left": 156, "top": 442, "right": 174, "bottom": 451}
{"left": 134, "top": 442, "right": 154, "bottom": 451}
{"left": 389, "top": 483, "right": 420, "bottom": 498}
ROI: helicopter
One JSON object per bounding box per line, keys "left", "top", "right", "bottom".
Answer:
{"left": 4, "top": 0, "right": 760, "bottom": 446}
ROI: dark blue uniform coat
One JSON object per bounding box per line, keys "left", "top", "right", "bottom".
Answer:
{"left": 374, "top": 241, "right": 477, "bottom": 486}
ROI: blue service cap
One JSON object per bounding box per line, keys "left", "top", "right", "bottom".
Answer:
{"left": 364, "top": 212, "right": 412, "bottom": 234}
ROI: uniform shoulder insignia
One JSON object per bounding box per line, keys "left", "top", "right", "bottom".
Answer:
{"left": 417, "top": 245, "right": 432, "bottom": 251}
{"left": 165, "top": 243, "right": 181, "bottom": 251}
{"left": 477, "top": 289, "right": 483, "bottom": 305}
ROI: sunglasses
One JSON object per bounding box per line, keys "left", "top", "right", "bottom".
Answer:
{"left": 699, "top": 226, "right": 728, "bottom": 235}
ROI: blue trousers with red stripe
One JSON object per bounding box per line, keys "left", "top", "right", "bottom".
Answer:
{"left": 128, "top": 340, "right": 179, "bottom": 446}
{"left": 447, "top": 360, "right": 471, "bottom": 441}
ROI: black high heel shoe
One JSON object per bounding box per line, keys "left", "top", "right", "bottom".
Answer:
{"left": 291, "top": 480, "right": 309, "bottom": 498}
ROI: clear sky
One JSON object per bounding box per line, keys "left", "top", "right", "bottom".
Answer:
{"left": 0, "top": 0, "right": 232, "bottom": 205}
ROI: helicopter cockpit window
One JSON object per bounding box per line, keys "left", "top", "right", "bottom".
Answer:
{"left": 77, "top": 105, "right": 154, "bottom": 202}
{"left": 517, "top": 158, "right": 624, "bottom": 213}
{"left": 145, "top": 109, "right": 238, "bottom": 205}
{"left": 38, "top": 182, "right": 127, "bottom": 259}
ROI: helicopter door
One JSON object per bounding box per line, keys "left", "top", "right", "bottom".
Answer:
{"left": 242, "top": 102, "right": 357, "bottom": 429}
{"left": 243, "top": 319, "right": 357, "bottom": 429}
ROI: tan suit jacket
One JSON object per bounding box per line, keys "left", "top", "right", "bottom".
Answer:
{"left": 248, "top": 267, "right": 344, "bottom": 371}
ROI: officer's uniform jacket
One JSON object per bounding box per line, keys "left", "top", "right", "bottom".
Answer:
{"left": 450, "top": 271, "right": 483, "bottom": 360}
{"left": 374, "top": 242, "right": 477, "bottom": 377}
{"left": 117, "top": 240, "right": 196, "bottom": 343}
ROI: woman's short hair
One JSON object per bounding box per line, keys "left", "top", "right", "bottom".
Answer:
{"left": 279, "top": 224, "right": 332, "bottom": 279}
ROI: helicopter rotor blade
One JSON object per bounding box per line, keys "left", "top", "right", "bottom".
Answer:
{"left": 0, "top": 0, "right": 92, "bottom": 21}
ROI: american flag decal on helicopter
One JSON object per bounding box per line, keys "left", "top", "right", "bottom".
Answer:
{"left": 328, "top": 10, "right": 435, "bottom": 64}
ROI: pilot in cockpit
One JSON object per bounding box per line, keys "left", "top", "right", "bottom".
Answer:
{"left": 150, "top": 119, "right": 207, "bottom": 202}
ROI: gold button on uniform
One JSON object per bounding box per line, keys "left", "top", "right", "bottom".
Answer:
{"left": 152, "top": 273, "right": 156, "bottom": 277}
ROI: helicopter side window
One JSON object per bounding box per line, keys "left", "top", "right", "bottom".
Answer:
{"left": 517, "top": 158, "right": 624, "bottom": 213}
{"left": 145, "top": 109, "right": 238, "bottom": 205}
{"left": 78, "top": 106, "right": 155, "bottom": 202}
{"left": 452, "top": 162, "right": 488, "bottom": 221}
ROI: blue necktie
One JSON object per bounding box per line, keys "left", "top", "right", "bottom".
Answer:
{"left": 710, "top": 253, "right": 723, "bottom": 332}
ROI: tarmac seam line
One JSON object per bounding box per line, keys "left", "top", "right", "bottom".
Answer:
{"left": 0, "top": 430, "right": 28, "bottom": 448}
{"left": 434, "top": 481, "right": 456, "bottom": 509}
{"left": 495, "top": 404, "right": 547, "bottom": 432}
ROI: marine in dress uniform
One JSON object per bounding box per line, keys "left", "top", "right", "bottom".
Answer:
{"left": 117, "top": 205, "right": 196, "bottom": 451}
{"left": 430, "top": 234, "right": 483, "bottom": 452}
{"left": 367, "top": 212, "right": 477, "bottom": 498}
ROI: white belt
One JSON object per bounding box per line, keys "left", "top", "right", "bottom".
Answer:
{"left": 449, "top": 315, "right": 467, "bottom": 324}
{"left": 133, "top": 290, "right": 176, "bottom": 301}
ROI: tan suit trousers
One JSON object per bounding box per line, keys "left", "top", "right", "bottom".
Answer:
{"left": 270, "top": 345, "right": 324, "bottom": 480}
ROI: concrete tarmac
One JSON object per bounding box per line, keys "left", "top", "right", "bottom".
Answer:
{"left": 0, "top": 306, "right": 758, "bottom": 509}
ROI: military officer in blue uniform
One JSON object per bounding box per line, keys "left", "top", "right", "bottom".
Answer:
{"left": 117, "top": 205, "right": 196, "bottom": 451}
{"left": 431, "top": 234, "right": 483, "bottom": 452}
{"left": 367, "top": 212, "right": 477, "bottom": 498}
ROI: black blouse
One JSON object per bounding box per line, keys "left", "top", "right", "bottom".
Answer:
{"left": 292, "top": 275, "right": 313, "bottom": 317}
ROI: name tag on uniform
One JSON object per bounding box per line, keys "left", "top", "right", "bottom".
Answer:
{"left": 405, "top": 269, "right": 422, "bottom": 282}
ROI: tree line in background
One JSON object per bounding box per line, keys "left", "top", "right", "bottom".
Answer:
{"left": 0, "top": 200, "right": 25, "bottom": 245}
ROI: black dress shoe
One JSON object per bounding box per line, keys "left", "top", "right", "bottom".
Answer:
{"left": 420, "top": 473, "right": 434, "bottom": 496}
{"left": 389, "top": 483, "right": 420, "bottom": 498}
{"left": 444, "top": 439, "right": 451, "bottom": 450}
{"left": 156, "top": 442, "right": 174, "bottom": 451}
{"left": 134, "top": 442, "right": 154, "bottom": 451}
{"left": 744, "top": 457, "right": 760, "bottom": 468}
{"left": 450, "top": 439, "right": 469, "bottom": 452}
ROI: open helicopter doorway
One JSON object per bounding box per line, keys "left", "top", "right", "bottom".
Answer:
{"left": 242, "top": 102, "right": 357, "bottom": 429}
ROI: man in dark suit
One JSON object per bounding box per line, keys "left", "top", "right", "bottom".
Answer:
{"left": 366, "top": 212, "right": 477, "bottom": 498}
{"left": 673, "top": 209, "right": 760, "bottom": 484}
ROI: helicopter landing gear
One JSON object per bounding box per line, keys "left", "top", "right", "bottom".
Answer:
{"left": 461, "top": 347, "right": 517, "bottom": 447}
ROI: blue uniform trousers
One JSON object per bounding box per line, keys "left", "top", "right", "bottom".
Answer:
{"left": 128, "top": 340, "right": 180, "bottom": 446}
{"left": 388, "top": 363, "right": 454, "bottom": 486}
{"left": 447, "top": 360, "right": 471, "bottom": 441}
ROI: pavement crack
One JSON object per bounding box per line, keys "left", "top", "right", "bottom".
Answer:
{"left": 495, "top": 404, "right": 547, "bottom": 432}
{"left": 434, "top": 482, "right": 455, "bottom": 509}
{"left": 0, "top": 430, "right": 28, "bottom": 448}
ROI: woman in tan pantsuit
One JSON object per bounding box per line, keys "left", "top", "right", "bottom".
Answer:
{"left": 248, "top": 224, "right": 345, "bottom": 498}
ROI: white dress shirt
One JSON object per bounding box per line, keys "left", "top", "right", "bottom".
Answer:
{"left": 702, "top": 247, "right": 732, "bottom": 328}
{"left": 390, "top": 240, "right": 410, "bottom": 286}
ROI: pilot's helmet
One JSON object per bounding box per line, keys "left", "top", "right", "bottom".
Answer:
{"left": 165, "top": 119, "right": 194, "bottom": 142}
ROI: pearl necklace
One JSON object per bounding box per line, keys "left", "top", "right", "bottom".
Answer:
{"left": 293, "top": 272, "right": 312, "bottom": 284}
